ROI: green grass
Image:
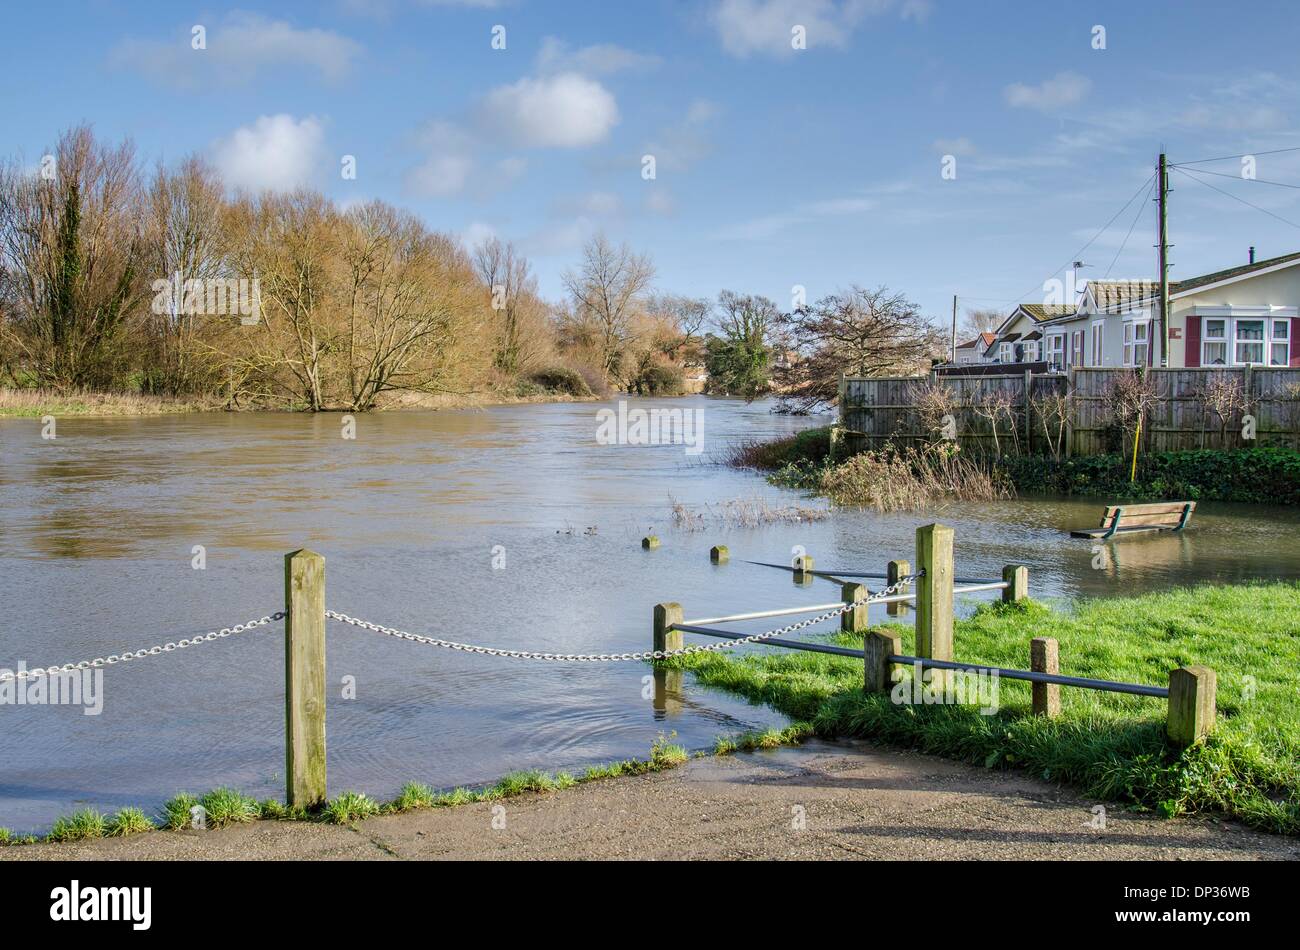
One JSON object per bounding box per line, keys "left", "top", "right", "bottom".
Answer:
{"left": 105, "top": 807, "right": 155, "bottom": 837}
{"left": 46, "top": 808, "right": 107, "bottom": 843}
{"left": 321, "top": 791, "right": 381, "bottom": 825}
{"left": 665, "top": 583, "right": 1300, "bottom": 835}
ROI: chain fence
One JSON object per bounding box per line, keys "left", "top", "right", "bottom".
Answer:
{"left": 0, "top": 612, "right": 286, "bottom": 683}
{"left": 3, "top": 572, "right": 924, "bottom": 679}
{"left": 325, "top": 572, "right": 923, "bottom": 662}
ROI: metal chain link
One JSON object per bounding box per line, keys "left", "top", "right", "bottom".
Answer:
{"left": 326, "top": 572, "right": 923, "bottom": 662}
{"left": 0, "top": 612, "right": 286, "bottom": 683}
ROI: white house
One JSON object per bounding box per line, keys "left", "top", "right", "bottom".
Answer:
{"left": 954, "top": 331, "right": 996, "bottom": 364}
{"left": 1036, "top": 251, "right": 1300, "bottom": 370}
{"left": 983, "top": 305, "right": 1076, "bottom": 366}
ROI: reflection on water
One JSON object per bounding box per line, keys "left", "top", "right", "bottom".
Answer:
{"left": 1, "top": 396, "right": 1298, "bottom": 830}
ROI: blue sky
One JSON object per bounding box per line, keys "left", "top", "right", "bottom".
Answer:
{"left": 4, "top": 0, "right": 1300, "bottom": 327}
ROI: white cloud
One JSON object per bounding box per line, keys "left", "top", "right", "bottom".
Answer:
{"left": 460, "top": 221, "right": 498, "bottom": 253}
{"left": 480, "top": 73, "right": 619, "bottom": 148}
{"left": 111, "top": 13, "right": 361, "bottom": 86}
{"left": 211, "top": 115, "right": 327, "bottom": 192}
{"left": 645, "top": 189, "right": 676, "bottom": 216}
{"left": 933, "top": 137, "right": 975, "bottom": 155}
{"left": 711, "top": 0, "right": 919, "bottom": 58}
{"left": 1004, "top": 72, "right": 1092, "bottom": 111}
{"left": 712, "top": 193, "right": 875, "bottom": 240}
{"left": 537, "top": 37, "right": 661, "bottom": 75}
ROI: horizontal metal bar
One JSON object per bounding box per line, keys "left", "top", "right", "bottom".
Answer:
{"left": 679, "top": 602, "right": 847, "bottom": 626}
{"left": 888, "top": 655, "right": 1169, "bottom": 699}
{"left": 952, "top": 582, "right": 1010, "bottom": 595}
{"left": 674, "top": 624, "right": 865, "bottom": 658}
{"left": 819, "top": 570, "right": 1003, "bottom": 586}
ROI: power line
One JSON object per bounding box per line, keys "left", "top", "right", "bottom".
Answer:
{"left": 1104, "top": 175, "right": 1156, "bottom": 278}
{"left": 1166, "top": 165, "right": 1300, "bottom": 191}
{"left": 1172, "top": 166, "right": 1300, "bottom": 231}
{"left": 1173, "top": 145, "right": 1300, "bottom": 166}
{"left": 1003, "top": 171, "right": 1157, "bottom": 307}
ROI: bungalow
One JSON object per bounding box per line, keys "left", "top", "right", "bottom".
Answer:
{"left": 954, "top": 331, "right": 996, "bottom": 364}
{"left": 983, "top": 304, "right": 1077, "bottom": 365}
{"left": 1037, "top": 250, "right": 1300, "bottom": 370}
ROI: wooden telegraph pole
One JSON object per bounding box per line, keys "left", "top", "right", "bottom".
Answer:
{"left": 1157, "top": 153, "right": 1170, "bottom": 367}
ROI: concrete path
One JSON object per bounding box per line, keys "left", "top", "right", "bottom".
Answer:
{"left": 5, "top": 740, "right": 1295, "bottom": 861}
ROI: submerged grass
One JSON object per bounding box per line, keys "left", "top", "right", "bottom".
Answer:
{"left": 665, "top": 583, "right": 1300, "bottom": 835}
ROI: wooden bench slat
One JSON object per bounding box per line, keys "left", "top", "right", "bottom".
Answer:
{"left": 1101, "top": 502, "right": 1196, "bottom": 518}
{"left": 1096, "top": 512, "right": 1188, "bottom": 529}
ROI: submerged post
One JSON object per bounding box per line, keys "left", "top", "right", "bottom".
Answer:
{"left": 793, "top": 552, "right": 815, "bottom": 586}
{"left": 710, "top": 545, "right": 729, "bottom": 564}
{"left": 654, "top": 602, "right": 683, "bottom": 654}
{"left": 1167, "top": 666, "right": 1216, "bottom": 747}
{"left": 841, "top": 582, "right": 868, "bottom": 634}
{"left": 886, "top": 558, "right": 911, "bottom": 616}
{"left": 1030, "top": 637, "right": 1060, "bottom": 718}
{"left": 285, "top": 549, "right": 327, "bottom": 809}
{"left": 1002, "top": 565, "right": 1029, "bottom": 603}
{"left": 914, "top": 524, "right": 954, "bottom": 663}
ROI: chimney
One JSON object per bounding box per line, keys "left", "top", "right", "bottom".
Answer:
{"left": 1249, "top": 246, "right": 1256, "bottom": 264}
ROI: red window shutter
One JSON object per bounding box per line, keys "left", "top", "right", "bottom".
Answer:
{"left": 1185, "top": 316, "right": 1201, "bottom": 368}
{"left": 1292, "top": 317, "right": 1300, "bottom": 367}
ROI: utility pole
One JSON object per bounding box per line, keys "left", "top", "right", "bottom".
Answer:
{"left": 1157, "top": 152, "right": 1170, "bottom": 367}
{"left": 951, "top": 294, "right": 958, "bottom": 363}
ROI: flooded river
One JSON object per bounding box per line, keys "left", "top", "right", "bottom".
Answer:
{"left": 1, "top": 395, "right": 1297, "bottom": 831}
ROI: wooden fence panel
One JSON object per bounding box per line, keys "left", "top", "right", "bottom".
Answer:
{"left": 840, "top": 367, "right": 1300, "bottom": 457}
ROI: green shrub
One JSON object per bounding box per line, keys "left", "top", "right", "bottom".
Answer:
{"left": 1000, "top": 447, "right": 1300, "bottom": 504}
{"left": 528, "top": 366, "right": 592, "bottom": 397}
{"left": 630, "top": 364, "right": 684, "bottom": 396}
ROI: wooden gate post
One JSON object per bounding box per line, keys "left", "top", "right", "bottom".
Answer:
{"left": 864, "top": 631, "right": 901, "bottom": 694}
{"left": 1167, "top": 666, "right": 1216, "bottom": 747}
{"left": 285, "top": 549, "right": 327, "bottom": 808}
{"left": 886, "top": 559, "right": 910, "bottom": 616}
{"left": 654, "top": 602, "right": 683, "bottom": 654}
{"left": 915, "top": 524, "right": 954, "bottom": 663}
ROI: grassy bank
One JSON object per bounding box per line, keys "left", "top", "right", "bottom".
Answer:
{"left": 1, "top": 734, "right": 698, "bottom": 845}
{"left": 0, "top": 388, "right": 214, "bottom": 417}
{"left": 732, "top": 427, "right": 1300, "bottom": 508}
{"left": 665, "top": 583, "right": 1300, "bottom": 835}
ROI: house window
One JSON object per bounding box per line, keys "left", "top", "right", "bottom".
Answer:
{"left": 1123, "top": 321, "right": 1149, "bottom": 367}
{"left": 1071, "top": 330, "right": 1084, "bottom": 367}
{"left": 1234, "top": 319, "right": 1265, "bottom": 364}
{"left": 1271, "top": 319, "right": 1290, "bottom": 366}
{"left": 1091, "top": 322, "right": 1104, "bottom": 366}
{"left": 999, "top": 343, "right": 1014, "bottom": 363}
{"left": 1202, "top": 318, "right": 1228, "bottom": 366}
{"left": 1047, "top": 335, "right": 1065, "bottom": 370}
{"left": 1023, "top": 341, "right": 1038, "bottom": 362}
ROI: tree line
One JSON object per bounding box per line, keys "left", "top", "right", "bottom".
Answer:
{"left": 0, "top": 126, "right": 944, "bottom": 412}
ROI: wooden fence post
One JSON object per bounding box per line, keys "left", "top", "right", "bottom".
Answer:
{"left": 886, "top": 558, "right": 911, "bottom": 616}
{"left": 841, "top": 582, "right": 868, "bottom": 634}
{"left": 793, "top": 553, "right": 814, "bottom": 586}
{"left": 1167, "top": 666, "right": 1216, "bottom": 747}
{"left": 654, "top": 602, "right": 683, "bottom": 654}
{"left": 1065, "top": 366, "right": 1076, "bottom": 458}
{"left": 1002, "top": 565, "right": 1028, "bottom": 603}
{"left": 1030, "top": 637, "right": 1060, "bottom": 717}
{"left": 1023, "top": 369, "right": 1033, "bottom": 452}
{"left": 915, "top": 524, "right": 954, "bottom": 663}
{"left": 864, "top": 631, "right": 901, "bottom": 694}
{"left": 285, "top": 549, "right": 327, "bottom": 809}
{"left": 710, "top": 545, "right": 729, "bottom": 564}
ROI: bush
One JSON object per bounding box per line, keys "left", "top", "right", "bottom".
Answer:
{"left": 630, "top": 363, "right": 684, "bottom": 396}
{"left": 1000, "top": 447, "right": 1300, "bottom": 504}
{"left": 527, "top": 366, "right": 592, "bottom": 398}
{"left": 728, "top": 426, "right": 832, "bottom": 470}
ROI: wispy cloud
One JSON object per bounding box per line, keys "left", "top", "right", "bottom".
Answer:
{"left": 1004, "top": 71, "right": 1092, "bottom": 112}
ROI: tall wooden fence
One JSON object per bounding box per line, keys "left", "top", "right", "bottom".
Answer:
{"left": 839, "top": 367, "right": 1300, "bottom": 457}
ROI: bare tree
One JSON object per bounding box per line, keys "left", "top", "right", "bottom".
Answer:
{"left": 0, "top": 125, "right": 146, "bottom": 389}
{"left": 972, "top": 387, "right": 1018, "bottom": 458}
{"left": 1195, "top": 372, "right": 1248, "bottom": 448}
{"left": 562, "top": 233, "right": 655, "bottom": 384}
{"left": 142, "top": 156, "right": 226, "bottom": 395}
{"left": 1031, "top": 389, "right": 1073, "bottom": 461}
{"left": 775, "top": 285, "right": 944, "bottom": 413}
{"left": 960, "top": 307, "right": 1003, "bottom": 340}
{"left": 472, "top": 237, "right": 545, "bottom": 376}
{"left": 1102, "top": 369, "right": 1160, "bottom": 462}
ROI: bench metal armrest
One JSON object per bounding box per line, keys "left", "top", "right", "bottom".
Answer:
{"left": 1101, "top": 507, "right": 1123, "bottom": 540}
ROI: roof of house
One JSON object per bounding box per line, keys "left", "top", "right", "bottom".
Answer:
{"left": 1172, "top": 249, "right": 1300, "bottom": 294}
{"left": 1023, "top": 330, "right": 1042, "bottom": 341}
{"left": 1018, "top": 304, "right": 1078, "bottom": 322}
{"left": 1000, "top": 332, "right": 1022, "bottom": 344}
{"left": 1084, "top": 280, "right": 1161, "bottom": 313}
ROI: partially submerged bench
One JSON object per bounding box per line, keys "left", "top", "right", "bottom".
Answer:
{"left": 1070, "top": 501, "right": 1196, "bottom": 540}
